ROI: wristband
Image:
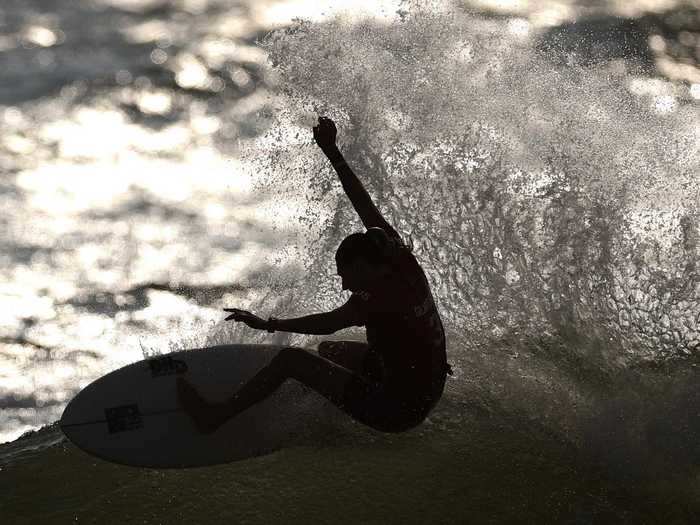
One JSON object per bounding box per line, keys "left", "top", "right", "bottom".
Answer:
{"left": 267, "top": 317, "right": 277, "bottom": 333}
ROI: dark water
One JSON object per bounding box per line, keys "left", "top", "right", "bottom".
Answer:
{"left": 2, "top": 0, "right": 700, "bottom": 522}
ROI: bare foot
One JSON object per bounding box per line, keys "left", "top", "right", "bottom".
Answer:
{"left": 176, "top": 377, "right": 229, "bottom": 434}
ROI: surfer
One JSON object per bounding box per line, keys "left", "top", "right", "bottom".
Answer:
{"left": 177, "top": 116, "right": 451, "bottom": 434}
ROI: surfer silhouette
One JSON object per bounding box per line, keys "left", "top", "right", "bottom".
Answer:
{"left": 177, "top": 116, "right": 451, "bottom": 434}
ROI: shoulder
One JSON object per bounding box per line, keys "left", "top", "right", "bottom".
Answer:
{"left": 328, "top": 295, "right": 367, "bottom": 328}
{"left": 349, "top": 291, "right": 371, "bottom": 306}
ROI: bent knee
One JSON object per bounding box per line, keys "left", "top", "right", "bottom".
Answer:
{"left": 275, "top": 346, "right": 311, "bottom": 364}
{"left": 318, "top": 341, "right": 343, "bottom": 359}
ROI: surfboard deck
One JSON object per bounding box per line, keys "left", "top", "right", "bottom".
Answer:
{"left": 59, "top": 344, "right": 354, "bottom": 468}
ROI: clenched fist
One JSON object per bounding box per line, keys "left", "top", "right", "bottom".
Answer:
{"left": 312, "top": 116, "right": 337, "bottom": 151}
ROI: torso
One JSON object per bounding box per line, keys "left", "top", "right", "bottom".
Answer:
{"left": 348, "top": 227, "right": 447, "bottom": 401}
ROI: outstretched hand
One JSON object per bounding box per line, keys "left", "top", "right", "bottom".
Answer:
{"left": 312, "top": 116, "right": 337, "bottom": 151}
{"left": 223, "top": 308, "right": 268, "bottom": 330}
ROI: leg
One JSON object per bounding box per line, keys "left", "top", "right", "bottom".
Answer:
{"left": 317, "top": 340, "right": 370, "bottom": 373}
{"left": 177, "top": 347, "right": 366, "bottom": 434}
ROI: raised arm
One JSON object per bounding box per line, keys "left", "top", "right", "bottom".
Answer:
{"left": 313, "top": 117, "right": 395, "bottom": 232}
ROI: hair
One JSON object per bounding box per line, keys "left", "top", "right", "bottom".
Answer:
{"left": 335, "top": 232, "right": 385, "bottom": 266}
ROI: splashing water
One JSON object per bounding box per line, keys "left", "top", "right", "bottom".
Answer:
{"left": 198, "top": 0, "right": 700, "bottom": 450}
{"left": 232, "top": 1, "right": 699, "bottom": 359}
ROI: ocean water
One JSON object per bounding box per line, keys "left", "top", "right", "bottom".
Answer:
{"left": 3, "top": 0, "right": 700, "bottom": 522}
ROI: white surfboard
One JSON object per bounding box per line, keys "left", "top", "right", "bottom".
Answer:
{"left": 59, "top": 344, "right": 360, "bottom": 468}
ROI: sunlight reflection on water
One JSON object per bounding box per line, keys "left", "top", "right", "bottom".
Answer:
{"left": 0, "top": 0, "right": 310, "bottom": 440}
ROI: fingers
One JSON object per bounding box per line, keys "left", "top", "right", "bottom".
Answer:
{"left": 223, "top": 308, "right": 247, "bottom": 321}
{"left": 223, "top": 308, "right": 266, "bottom": 330}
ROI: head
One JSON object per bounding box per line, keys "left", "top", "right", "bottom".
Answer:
{"left": 335, "top": 232, "right": 390, "bottom": 293}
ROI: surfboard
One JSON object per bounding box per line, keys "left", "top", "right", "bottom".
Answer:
{"left": 59, "top": 344, "right": 356, "bottom": 468}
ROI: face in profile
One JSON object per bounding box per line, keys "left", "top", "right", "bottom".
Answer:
{"left": 336, "top": 260, "right": 361, "bottom": 292}
{"left": 336, "top": 257, "right": 387, "bottom": 293}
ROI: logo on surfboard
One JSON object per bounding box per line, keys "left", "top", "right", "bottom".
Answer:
{"left": 147, "top": 356, "right": 188, "bottom": 377}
